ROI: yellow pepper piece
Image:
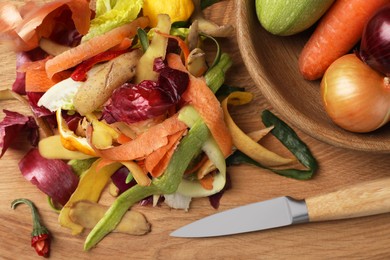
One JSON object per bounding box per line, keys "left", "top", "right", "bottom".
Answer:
{"left": 221, "top": 92, "right": 294, "bottom": 167}
{"left": 135, "top": 14, "right": 171, "bottom": 83}
{"left": 58, "top": 159, "right": 122, "bottom": 235}
{"left": 39, "top": 135, "right": 94, "bottom": 160}
{"left": 56, "top": 109, "right": 96, "bottom": 156}
{"left": 142, "top": 0, "right": 194, "bottom": 27}
{"left": 89, "top": 118, "right": 120, "bottom": 149}
{"left": 86, "top": 113, "right": 120, "bottom": 139}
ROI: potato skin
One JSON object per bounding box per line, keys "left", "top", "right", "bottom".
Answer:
{"left": 74, "top": 49, "right": 142, "bottom": 115}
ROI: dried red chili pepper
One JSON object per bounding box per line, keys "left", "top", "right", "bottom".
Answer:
{"left": 70, "top": 49, "right": 128, "bottom": 81}
{"left": 11, "top": 198, "right": 51, "bottom": 258}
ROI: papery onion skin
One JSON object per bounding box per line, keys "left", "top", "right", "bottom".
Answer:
{"left": 321, "top": 54, "right": 390, "bottom": 133}
{"left": 359, "top": 4, "right": 390, "bottom": 76}
{"left": 19, "top": 148, "right": 79, "bottom": 206}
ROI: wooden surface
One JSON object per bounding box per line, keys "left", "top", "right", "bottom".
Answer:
{"left": 1, "top": 1, "right": 390, "bottom": 259}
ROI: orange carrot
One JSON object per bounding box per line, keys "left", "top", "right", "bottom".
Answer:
{"left": 167, "top": 53, "right": 233, "bottom": 157}
{"left": 45, "top": 16, "right": 149, "bottom": 79}
{"left": 145, "top": 129, "right": 187, "bottom": 178}
{"left": 94, "top": 113, "right": 188, "bottom": 161}
{"left": 25, "top": 68, "right": 71, "bottom": 92}
{"left": 299, "top": 0, "right": 390, "bottom": 80}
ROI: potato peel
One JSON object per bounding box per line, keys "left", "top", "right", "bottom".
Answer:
{"left": 69, "top": 200, "right": 150, "bottom": 235}
{"left": 221, "top": 91, "right": 294, "bottom": 167}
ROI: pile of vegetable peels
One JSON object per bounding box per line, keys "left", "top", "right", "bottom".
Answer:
{"left": 0, "top": 0, "right": 317, "bottom": 252}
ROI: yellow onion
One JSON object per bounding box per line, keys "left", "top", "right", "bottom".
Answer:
{"left": 321, "top": 54, "right": 390, "bottom": 133}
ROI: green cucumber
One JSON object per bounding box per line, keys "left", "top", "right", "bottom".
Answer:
{"left": 255, "top": 0, "right": 335, "bottom": 36}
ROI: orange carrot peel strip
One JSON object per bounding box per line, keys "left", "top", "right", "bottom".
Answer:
{"left": 144, "top": 129, "right": 187, "bottom": 178}
{"left": 155, "top": 30, "right": 190, "bottom": 65}
{"left": 91, "top": 113, "right": 188, "bottom": 162}
{"left": 167, "top": 53, "right": 233, "bottom": 158}
{"left": 25, "top": 69, "right": 72, "bottom": 92}
{"left": 45, "top": 16, "right": 149, "bottom": 79}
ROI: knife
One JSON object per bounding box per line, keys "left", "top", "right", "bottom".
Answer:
{"left": 170, "top": 177, "right": 390, "bottom": 238}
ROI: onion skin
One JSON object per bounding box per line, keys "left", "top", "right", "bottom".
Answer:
{"left": 321, "top": 54, "right": 390, "bottom": 133}
{"left": 359, "top": 4, "right": 390, "bottom": 76}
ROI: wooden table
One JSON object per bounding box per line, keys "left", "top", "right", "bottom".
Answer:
{"left": 1, "top": 1, "right": 389, "bottom": 259}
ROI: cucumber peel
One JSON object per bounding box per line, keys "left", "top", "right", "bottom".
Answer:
{"left": 84, "top": 108, "right": 213, "bottom": 250}
{"left": 177, "top": 106, "right": 226, "bottom": 197}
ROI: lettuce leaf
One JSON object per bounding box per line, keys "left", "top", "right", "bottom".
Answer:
{"left": 82, "top": 0, "right": 143, "bottom": 41}
{"left": 37, "top": 77, "right": 82, "bottom": 112}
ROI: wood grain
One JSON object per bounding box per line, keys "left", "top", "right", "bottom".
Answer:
{"left": 0, "top": 1, "right": 390, "bottom": 259}
{"left": 306, "top": 177, "right": 390, "bottom": 222}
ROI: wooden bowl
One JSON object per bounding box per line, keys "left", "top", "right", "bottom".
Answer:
{"left": 235, "top": 0, "right": 390, "bottom": 153}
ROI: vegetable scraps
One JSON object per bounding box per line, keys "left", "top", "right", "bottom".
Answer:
{"left": 0, "top": 0, "right": 318, "bottom": 253}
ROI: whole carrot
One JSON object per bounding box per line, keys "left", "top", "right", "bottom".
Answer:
{"left": 298, "top": 0, "right": 390, "bottom": 80}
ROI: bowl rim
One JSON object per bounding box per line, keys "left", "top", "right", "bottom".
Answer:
{"left": 235, "top": 0, "right": 390, "bottom": 153}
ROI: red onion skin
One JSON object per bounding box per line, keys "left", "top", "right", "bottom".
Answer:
{"left": 359, "top": 4, "right": 390, "bottom": 76}
{"left": 19, "top": 148, "right": 79, "bottom": 206}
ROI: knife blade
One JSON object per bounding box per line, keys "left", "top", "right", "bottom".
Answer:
{"left": 170, "top": 177, "right": 390, "bottom": 238}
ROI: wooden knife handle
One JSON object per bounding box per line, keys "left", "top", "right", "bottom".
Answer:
{"left": 305, "top": 177, "right": 390, "bottom": 222}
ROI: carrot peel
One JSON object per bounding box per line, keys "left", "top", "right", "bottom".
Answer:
{"left": 167, "top": 53, "right": 233, "bottom": 158}
{"left": 45, "top": 16, "right": 149, "bottom": 79}
{"left": 92, "top": 113, "right": 187, "bottom": 162}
